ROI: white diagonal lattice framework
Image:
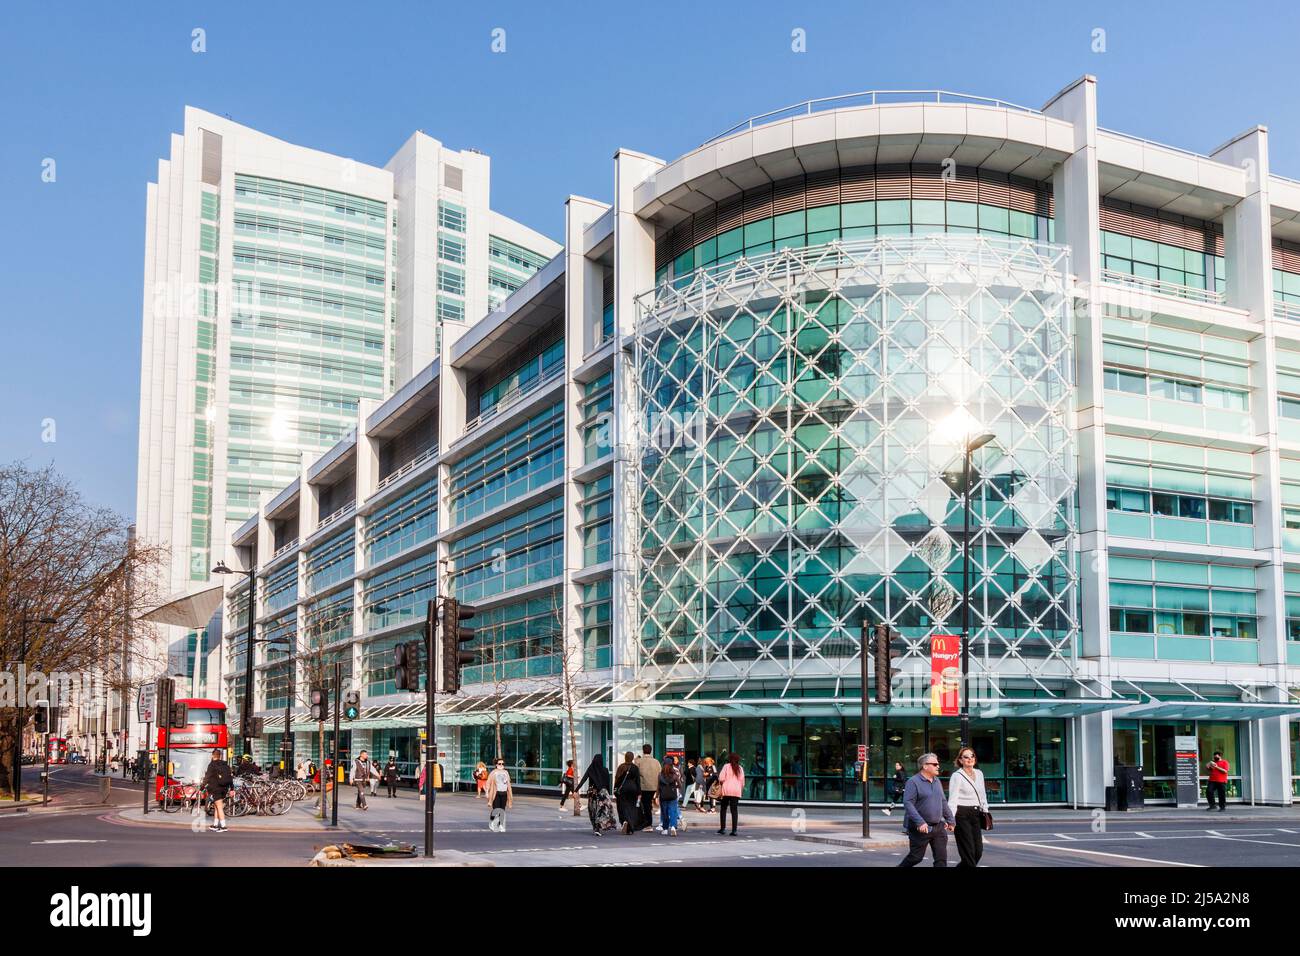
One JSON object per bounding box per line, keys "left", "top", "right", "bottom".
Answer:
{"left": 633, "top": 236, "right": 1080, "bottom": 695}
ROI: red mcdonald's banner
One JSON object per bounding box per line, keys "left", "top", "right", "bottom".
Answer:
{"left": 930, "top": 634, "right": 960, "bottom": 717}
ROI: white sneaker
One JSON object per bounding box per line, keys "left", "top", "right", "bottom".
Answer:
{"left": 882, "top": 808, "right": 892, "bottom": 816}
{"left": 669, "top": 828, "right": 677, "bottom": 836}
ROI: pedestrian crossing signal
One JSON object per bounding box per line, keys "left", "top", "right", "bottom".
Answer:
{"left": 343, "top": 691, "right": 360, "bottom": 721}
{"left": 309, "top": 687, "right": 328, "bottom": 722}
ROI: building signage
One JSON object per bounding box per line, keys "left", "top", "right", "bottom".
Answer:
{"left": 930, "top": 635, "right": 960, "bottom": 716}
{"left": 1174, "top": 735, "right": 1199, "bottom": 808}
{"left": 137, "top": 683, "right": 156, "bottom": 723}
{"left": 666, "top": 734, "right": 685, "bottom": 752}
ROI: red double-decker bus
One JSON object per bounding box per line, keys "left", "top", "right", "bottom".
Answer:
{"left": 155, "top": 698, "right": 228, "bottom": 801}
{"left": 46, "top": 737, "right": 68, "bottom": 764}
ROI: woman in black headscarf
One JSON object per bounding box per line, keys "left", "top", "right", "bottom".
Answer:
{"left": 576, "top": 753, "right": 612, "bottom": 834}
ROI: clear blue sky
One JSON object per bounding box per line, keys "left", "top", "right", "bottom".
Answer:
{"left": 3, "top": 0, "right": 1299, "bottom": 518}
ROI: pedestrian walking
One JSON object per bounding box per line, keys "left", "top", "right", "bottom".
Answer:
{"left": 948, "top": 747, "right": 990, "bottom": 868}
{"left": 884, "top": 761, "right": 906, "bottom": 816}
{"left": 351, "top": 750, "right": 372, "bottom": 810}
{"left": 559, "top": 758, "right": 578, "bottom": 812}
{"left": 577, "top": 754, "right": 613, "bottom": 834}
{"left": 681, "top": 757, "right": 697, "bottom": 808}
{"left": 1206, "top": 751, "right": 1229, "bottom": 811}
{"left": 658, "top": 756, "right": 683, "bottom": 836}
{"left": 295, "top": 760, "right": 307, "bottom": 782}
{"left": 716, "top": 752, "right": 744, "bottom": 835}
{"left": 615, "top": 752, "right": 641, "bottom": 834}
{"left": 368, "top": 760, "right": 382, "bottom": 796}
{"left": 485, "top": 758, "right": 513, "bottom": 832}
{"left": 473, "top": 761, "right": 489, "bottom": 799}
{"left": 383, "top": 758, "right": 399, "bottom": 797}
{"left": 898, "top": 753, "right": 955, "bottom": 867}
{"left": 201, "top": 748, "right": 233, "bottom": 832}
{"left": 633, "top": 745, "right": 661, "bottom": 830}
{"left": 699, "top": 757, "right": 718, "bottom": 813}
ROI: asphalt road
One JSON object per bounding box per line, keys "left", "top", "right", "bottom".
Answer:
{"left": 5, "top": 764, "right": 1299, "bottom": 868}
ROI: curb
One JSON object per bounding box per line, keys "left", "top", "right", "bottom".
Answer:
{"left": 794, "top": 833, "right": 911, "bottom": 849}
{"left": 309, "top": 847, "right": 493, "bottom": 867}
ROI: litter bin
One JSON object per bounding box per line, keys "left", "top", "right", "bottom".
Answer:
{"left": 1114, "top": 766, "right": 1145, "bottom": 810}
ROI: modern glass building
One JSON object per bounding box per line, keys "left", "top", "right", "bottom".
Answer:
{"left": 205, "top": 78, "right": 1300, "bottom": 805}
{"left": 132, "top": 109, "right": 557, "bottom": 745}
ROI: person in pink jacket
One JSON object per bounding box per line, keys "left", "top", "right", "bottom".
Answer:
{"left": 716, "top": 752, "right": 745, "bottom": 835}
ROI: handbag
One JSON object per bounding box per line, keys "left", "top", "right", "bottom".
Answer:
{"left": 707, "top": 781, "right": 723, "bottom": 800}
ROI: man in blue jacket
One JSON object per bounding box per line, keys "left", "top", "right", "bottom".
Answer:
{"left": 898, "top": 752, "right": 956, "bottom": 867}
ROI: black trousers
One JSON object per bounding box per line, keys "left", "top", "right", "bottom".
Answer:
{"left": 1206, "top": 780, "right": 1227, "bottom": 809}
{"left": 718, "top": 796, "right": 740, "bottom": 833}
{"left": 386, "top": 781, "right": 398, "bottom": 797}
{"left": 898, "top": 826, "right": 949, "bottom": 867}
{"left": 638, "top": 790, "right": 656, "bottom": 828}
{"left": 560, "top": 779, "right": 575, "bottom": 807}
{"left": 954, "top": 806, "right": 984, "bottom": 867}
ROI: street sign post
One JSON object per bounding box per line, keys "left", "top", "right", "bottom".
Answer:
{"left": 137, "top": 683, "right": 156, "bottom": 724}
{"left": 1175, "top": 735, "right": 1199, "bottom": 808}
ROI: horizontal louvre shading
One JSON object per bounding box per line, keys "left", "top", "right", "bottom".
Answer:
{"left": 655, "top": 164, "right": 1054, "bottom": 269}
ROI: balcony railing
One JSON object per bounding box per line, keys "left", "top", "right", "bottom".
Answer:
{"left": 317, "top": 500, "right": 355, "bottom": 530}
{"left": 704, "top": 90, "right": 1040, "bottom": 146}
{"left": 1101, "top": 269, "right": 1226, "bottom": 306}
{"left": 272, "top": 538, "right": 299, "bottom": 559}
{"left": 1275, "top": 300, "right": 1300, "bottom": 323}
{"left": 376, "top": 448, "right": 435, "bottom": 493}
{"left": 462, "top": 361, "right": 564, "bottom": 435}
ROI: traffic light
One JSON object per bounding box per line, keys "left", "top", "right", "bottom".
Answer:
{"left": 394, "top": 641, "right": 420, "bottom": 692}
{"left": 248, "top": 716, "right": 264, "bottom": 738}
{"left": 309, "top": 686, "right": 328, "bottom": 722}
{"left": 33, "top": 704, "right": 49, "bottom": 734}
{"left": 874, "top": 622, "right": 903, "bottom": 704}
{"left": 168, "top": 700, "right": 189, "bottom": 728}
{"left": 440, "top": 597, "right": 477, "bottom": 694}
{"left": 343, "top": 691, "right": 360, "bottom": 721}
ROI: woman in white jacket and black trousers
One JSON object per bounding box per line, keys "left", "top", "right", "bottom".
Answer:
{"left": 948, "top": 747, "right": 990, "bottom": 867}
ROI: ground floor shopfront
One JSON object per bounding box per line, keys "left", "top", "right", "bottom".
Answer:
{"left": 241, "top": 711, "right": 1300, "bottom": 805}
{"left": 446, "top": 713, "right": 1300, "bottom": 806}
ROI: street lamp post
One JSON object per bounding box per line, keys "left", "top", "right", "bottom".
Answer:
{"left": 959, "top": 432, "right": 995, "bottom": 749}
{"left": 212, "top": 561, "right": 257, "bottom": 761}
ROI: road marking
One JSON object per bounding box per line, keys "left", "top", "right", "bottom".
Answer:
{"left": 31, "top": 839, "right": 107, "bottom": 845}
{"left": 1278, "top": 828, "right": 1297, "bottom": 834}
{"left": 1133, "top": 831, "right": 1154, "bottom": 839}
{"left": 1052, "top": 832, "right": 1077, "bottom": 841}
{"left": 1007, "top": 841, "right": 1203, "bottom": 866}
{"left": 1206, "top": 834, "right": 1300, "bottom": 848}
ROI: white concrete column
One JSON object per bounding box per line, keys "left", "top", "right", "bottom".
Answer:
{"left": 611, "top": 150, "right": 664, "bottom": 689}
{"left": 1044, "top": 76, "right": 1110, "bottom": 667}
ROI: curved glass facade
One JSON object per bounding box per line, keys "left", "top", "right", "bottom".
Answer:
{"left": 636, "top": 234, "right": 1079, "bottom": 698}
{"left": 655, "top": 165, "right": 1054, "bottom": 287}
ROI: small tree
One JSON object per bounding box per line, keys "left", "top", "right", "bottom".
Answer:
{"left": 547, "top": 587, "right": 585, "bottom": 816}
{"left": 0, "top": 462, "right": 166, "bottom": 798}
{"left": 295, "top": 599, "right": 345, "bottom": 816}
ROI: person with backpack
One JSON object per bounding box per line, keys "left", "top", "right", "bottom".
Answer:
{"left": 615, "top": 751, "right": 641, "bottom": 835}
{"left": 716, "top": 752, "right": 745, "bottom": 836}
{"left": 658, "top": 755, "right": 683, "bottom": 836}
{"left": 201, "top": 748, "right": 233, "bottom": 832}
